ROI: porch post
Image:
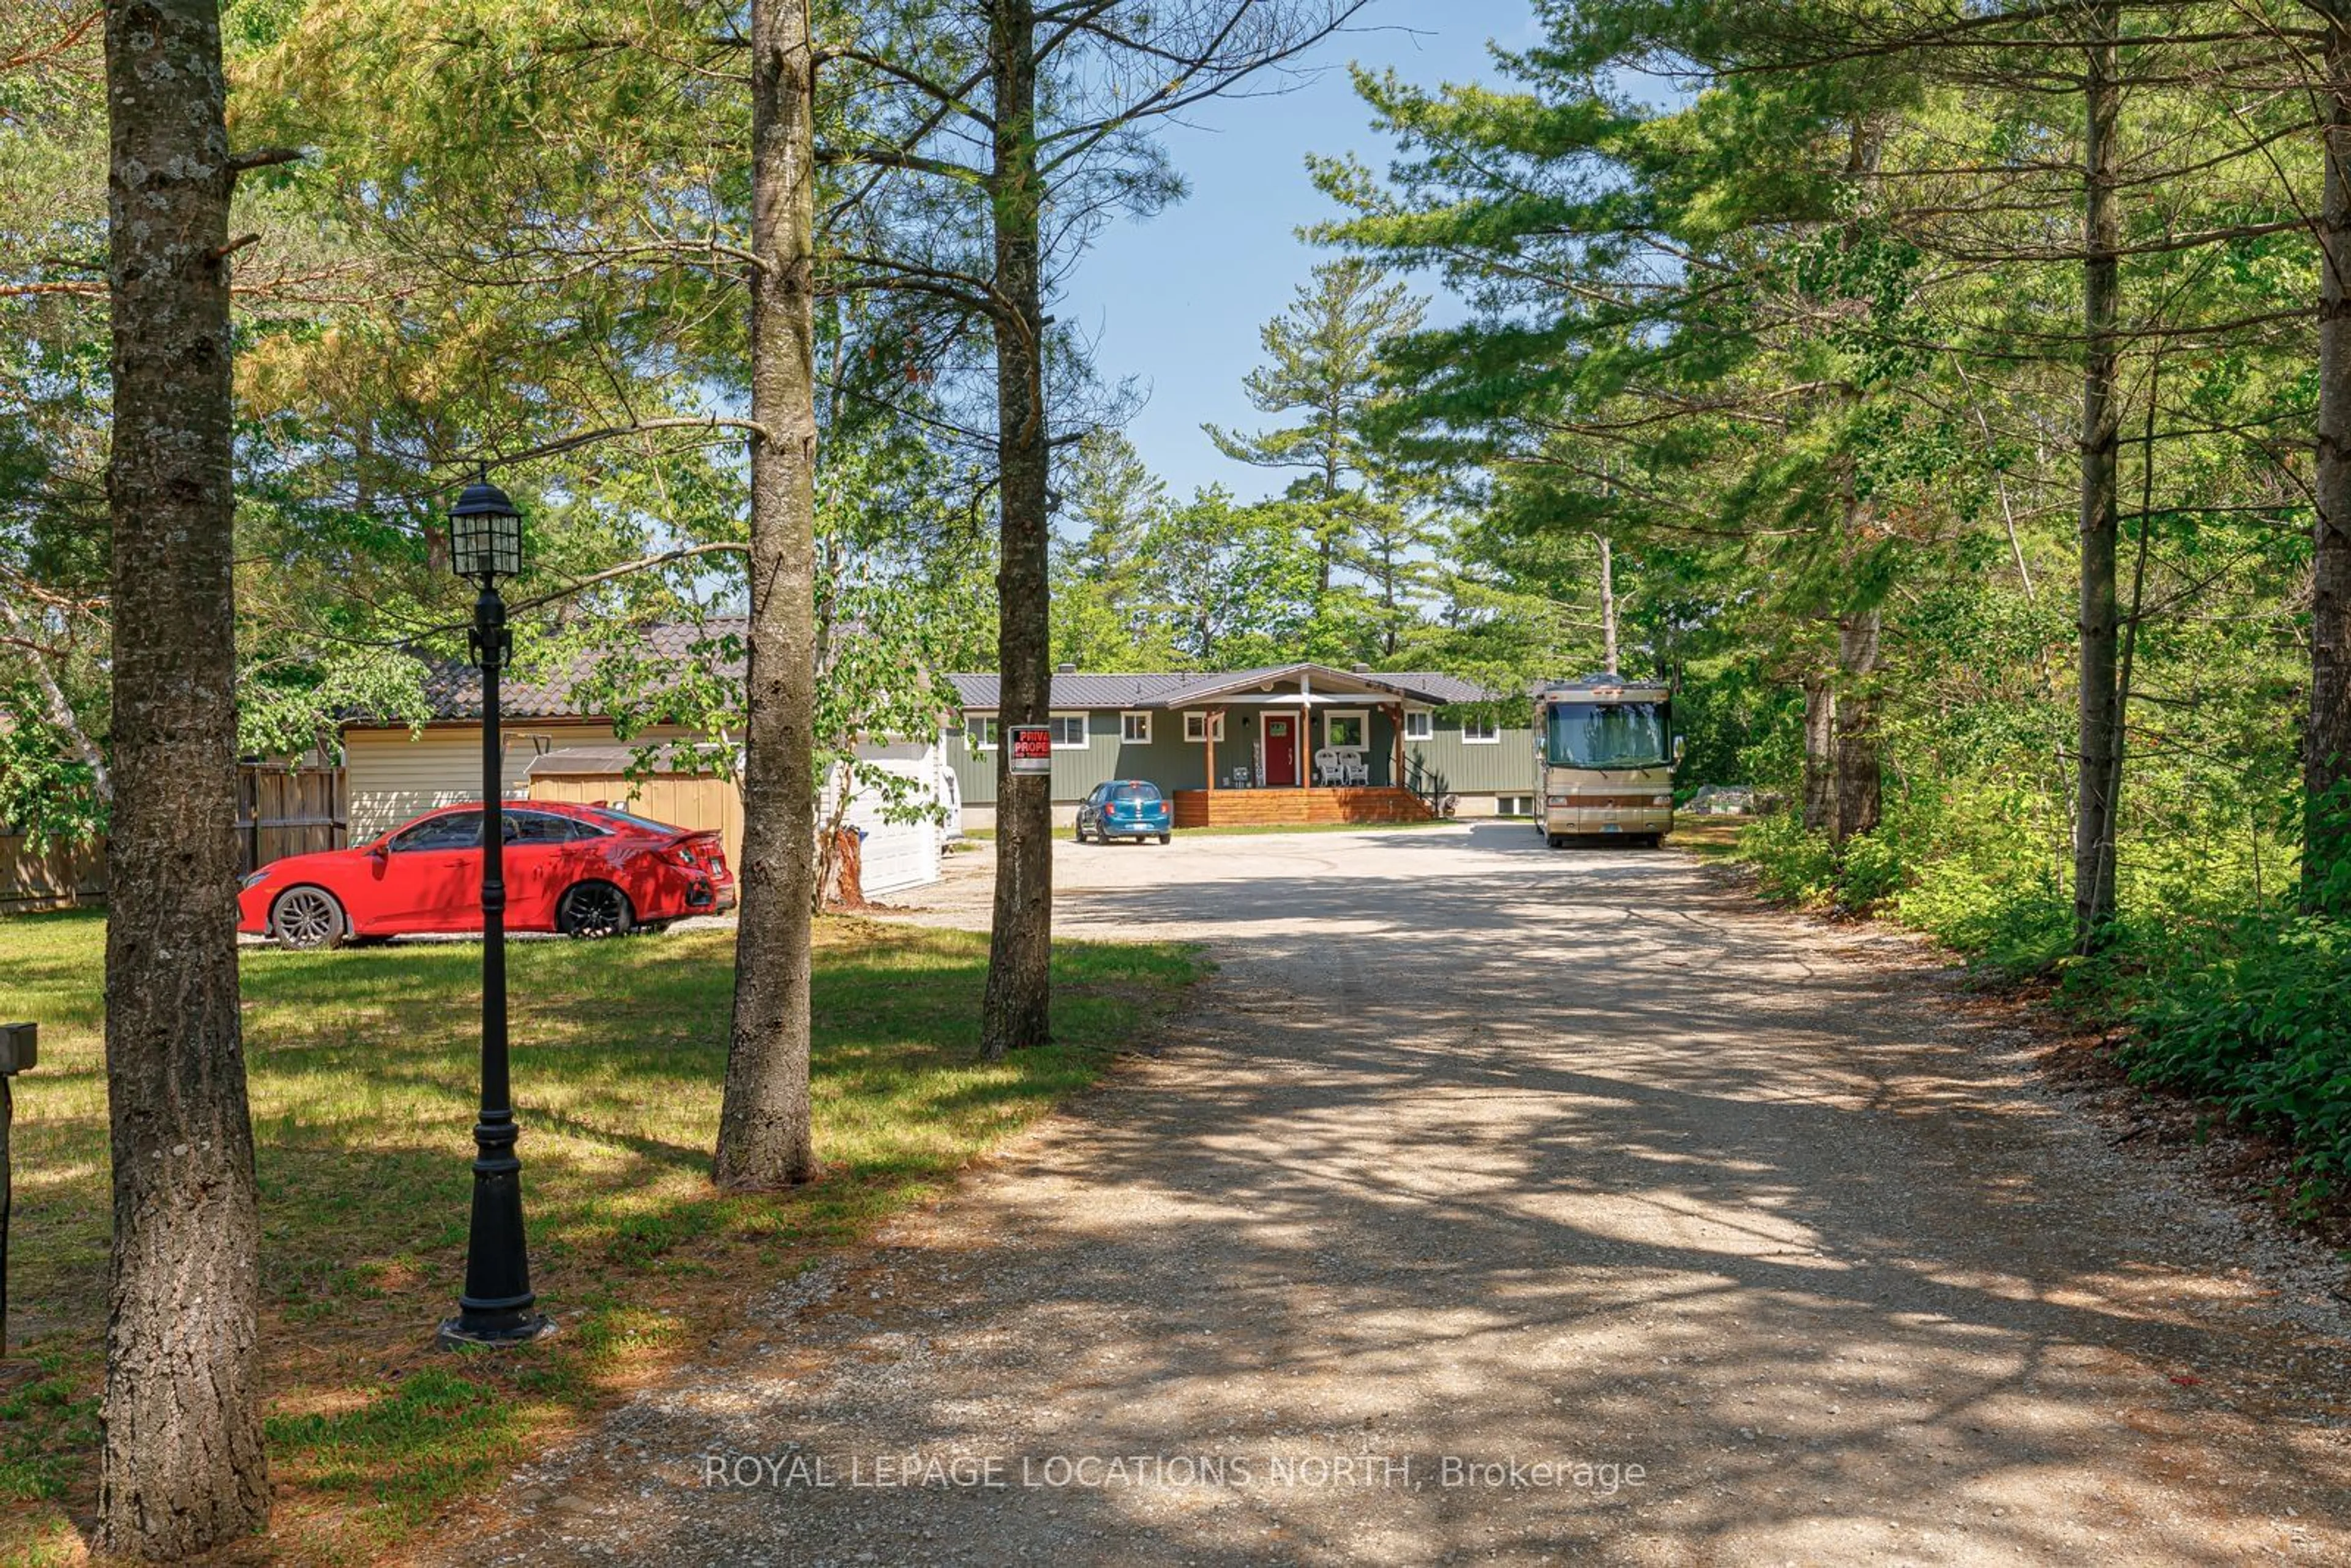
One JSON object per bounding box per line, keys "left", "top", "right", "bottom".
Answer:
{"left": 1203, "top": 710, "right": 1215, "bottom": 795}
{"left": 1298, "top": 672, "right": 1311, "bottom": 792}
{"left": 1392, "top": 703, "right": 1406, "bottom": 789}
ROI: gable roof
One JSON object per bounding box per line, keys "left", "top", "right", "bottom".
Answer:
{"left": 410, "top": 618, "right": 748, "bottom": 722}
{"left": 945, "top": 663, "right": 1501, "bottom": 710}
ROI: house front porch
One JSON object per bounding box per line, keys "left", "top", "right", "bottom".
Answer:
{"left": 1171, "top": 785, "right": 1434, "bottom": 828}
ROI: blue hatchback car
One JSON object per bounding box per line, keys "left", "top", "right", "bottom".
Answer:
{"left": 1077, "top": 779, "right": 1173, "bottom": 844}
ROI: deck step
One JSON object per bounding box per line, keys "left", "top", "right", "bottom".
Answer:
{"left": 1169, "top": 787, "right": 1435, "bottom": 829}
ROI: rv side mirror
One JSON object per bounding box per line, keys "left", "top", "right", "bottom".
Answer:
{"left": 1673, "top": 734, "right": 1687, "bottom": 762}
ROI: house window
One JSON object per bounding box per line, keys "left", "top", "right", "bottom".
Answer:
{"left": 1404, "top": 710, "right": 1433, "bottom": 741}
{"left": 967, "top": 716, "right": 999, "bottom": 750}
{"left": 1461, "top": 714, "right": 1501, "bottom": 745}
{"left": 1183, "top": 711, "right": 1226, "bottom": 743}
{"left": 1325, "top": 710, "right": 1368, "bottom": 750}
{"left": 1049, "top": 713, "right": 1089, "bottom": 748}
{"left": 1120, "top": 711, "right": 1151, "bottom": 744}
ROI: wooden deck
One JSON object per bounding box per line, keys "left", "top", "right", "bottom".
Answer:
{"left": 1171, "top": 786, "right": 1434, "bottom": 828}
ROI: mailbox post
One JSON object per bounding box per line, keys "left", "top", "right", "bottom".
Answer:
{"left": 0, "top": 1022, "right": 35, "bottom": 1357}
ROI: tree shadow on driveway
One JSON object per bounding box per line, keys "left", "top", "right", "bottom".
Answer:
{"left": 447, "top": 836, "right": 2351, "bottom": 1566}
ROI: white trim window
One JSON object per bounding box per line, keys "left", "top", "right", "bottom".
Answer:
{"left": 1324, "top": 709, "right": 1369, "bottom": 751}
{"left": 967, "top": 715, "right": 1000, "bottom": 751}
{"left": 1461, "top": 714, "right": 1501, "bottom": 745}
{"left": 1048, "top": 713, "right": 1090, "bottom": 748}
{"left": 1120, "top": 711, "right": 1152, "bottom": 743}
{"left": 1403, "top": 710, "right": 1433, "bottom": 741}
{"left": 1183, "top": 711, "right": 1226, "bottom": 743}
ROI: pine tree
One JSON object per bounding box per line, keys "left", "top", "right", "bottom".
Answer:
{"left": 833, "top": 0, "right": 1369, "bottom": 1056}
{"left": 715, "top": 0, "right": 822, "bottom": 1190}
{"left": 1051, "top": 428, "right": 1171, "bottom": 668}
{"left": 97, "top": 0, "right": 271, "bottom": 1551}
{"left": 1207, "top": 258, "right": 1431, "bottom": 643}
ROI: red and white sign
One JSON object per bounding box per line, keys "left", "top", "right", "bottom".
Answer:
{"left": 1006, "top": 724, "right": 1054, "bottom": 776}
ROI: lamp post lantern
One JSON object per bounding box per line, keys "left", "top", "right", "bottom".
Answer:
{"left": 438, "top": 477, "right": 554, "bottom": 1349}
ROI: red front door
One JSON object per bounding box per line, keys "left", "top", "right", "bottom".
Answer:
{"left": 1265, "top": 715, "right": 1297, "bottom": 786}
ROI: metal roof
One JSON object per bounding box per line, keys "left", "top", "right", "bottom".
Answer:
{"left": 945, "top": 664, "right": 1501, "bottom": 710}
{"left": 390, "top": 639, "right": 1502, "bottom": 727}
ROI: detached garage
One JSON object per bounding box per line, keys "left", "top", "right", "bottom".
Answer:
{"left": 342, "top": 620, "right": 950, "bottom": 899}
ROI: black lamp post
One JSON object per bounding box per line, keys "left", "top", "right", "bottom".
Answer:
{"left": 437, "top": 477, "right": 554, "bottom": 1349}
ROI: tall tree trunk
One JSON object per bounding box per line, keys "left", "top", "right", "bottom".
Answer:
{"left": 1595, "top": 534, "right": 1618, "bottom": 676}
{"left": 2311, "top": 0, "right": 2351, "bottom": 913}
{"left": 97, "top": 0, "right": 269, "bottom": 1553}
{"left": 716, "top": 0, "right": 819, "bottom": 1188}
{"left": 1802, "top": 671, "right": 1837, "bottom": 835}
{"left": 981, "top": 0, "right": 1052, "bottom": 1057}
{"left": 1832, "top": 609, "right": 1883, "bottom": 843}
{"left": 2075, "top": 10, "right": 2124, "bottom": 948}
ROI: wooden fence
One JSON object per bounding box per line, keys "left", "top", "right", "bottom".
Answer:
{"left": 0, "top": 834, "right": 107, "bottom": 915}
{"left": 0, "top": 763, "right": 347, "bottom": 912}
{"left": 236, "top": 764, "right": 347, "bottom": 877}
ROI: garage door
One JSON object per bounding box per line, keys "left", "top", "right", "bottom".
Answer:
{"left": 844, "top": 747, "right": 941, "bottom": 895}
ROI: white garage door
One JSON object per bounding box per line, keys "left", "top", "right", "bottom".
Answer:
{"left": 843, "top": 743, "right": 942, "bottom": 896}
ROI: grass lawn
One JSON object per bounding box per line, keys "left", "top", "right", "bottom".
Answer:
{"left": 0, "top": 913, "right": 1198, "bottom": 1564}
{"left": 1667, "top": 816, "right": 1753, "bottom": 861}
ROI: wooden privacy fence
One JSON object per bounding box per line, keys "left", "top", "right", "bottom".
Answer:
{"left": 524, "top": 747, "right": 743, "bottom": 868}
{"left": 1, "top": 763, "right": 347, "bottom": 912}
{"left": 236, "top": 764, "right": 347, "bottom": 876}
{"left": 0, "top": 835, "right": 106, "bottom": 915}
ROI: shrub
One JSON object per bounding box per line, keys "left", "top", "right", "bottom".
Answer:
{"left": 2123, "top": 914, "right": 2351, "bottom": 1184}
{"left": 1738, "top": 810, "right": 1843, "bottom": 906}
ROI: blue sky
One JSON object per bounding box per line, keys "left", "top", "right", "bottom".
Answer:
{"left": 1057, "top": 0, "right": 1541, "bottom": 503}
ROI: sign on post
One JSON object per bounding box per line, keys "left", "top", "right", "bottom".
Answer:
{"left": 1006, "top": 724, "right": 1054, "bottom": 777}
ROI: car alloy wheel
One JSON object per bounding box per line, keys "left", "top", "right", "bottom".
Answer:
{"left": 271, "top": 887, "right": 345, "bottom": 949}
{"left": 558, "top": 882, "right": 633, "bottom": 938}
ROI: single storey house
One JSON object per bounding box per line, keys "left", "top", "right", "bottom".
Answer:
{"left": 944, "top": 662, "right": 1537, "bottom": 830}
{"left": 345, "top": 620, "right": 954, "bottom": 898}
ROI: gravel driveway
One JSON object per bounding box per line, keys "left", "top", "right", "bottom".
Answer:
{"left": 446, "top": 823, "right": 2351, "bottom": 1566}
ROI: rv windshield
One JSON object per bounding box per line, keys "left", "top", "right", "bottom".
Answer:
{"left": 1546, "top": 702, "right": 1670, "bottom": 769}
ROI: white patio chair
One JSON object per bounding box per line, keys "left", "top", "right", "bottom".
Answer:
{"left": 1341, "top": 756, "right": 1370, "bottom": 787}
{"left": 1313, "top": 748, "right": 1342, "bottom": 786}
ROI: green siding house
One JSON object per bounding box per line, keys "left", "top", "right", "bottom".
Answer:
{"left": 945, "top": 662, "right": 1537, "bottom": 830}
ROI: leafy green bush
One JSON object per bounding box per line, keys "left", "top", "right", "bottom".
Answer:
{"left": 1737, "top": 810, "right": 1844, "bottom": 906}
{"left": 1835, "top": 830, "right": 1909, "bottom": 909}
{"left": 2123, "top": 915, "right": 2351, "bottom": 1183}
{"left": 1734, "top": 792, "right": 1968, "bottom": 917}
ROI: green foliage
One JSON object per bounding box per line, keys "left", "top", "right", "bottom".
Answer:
{"left": 0, "top": 718, "right": 100, "bottom": 842}
{"left": 1736, "top": 810, "right": 1845, "bottom": 906}
{"left": 1052, "top": 428, "right": 1179, "bottom": 670}
{"left": 2124, "top": 916, "right": 2351, "bottom": 1185}
{"left": 1123, "top": 487, "right": 1323, "bottom": 668}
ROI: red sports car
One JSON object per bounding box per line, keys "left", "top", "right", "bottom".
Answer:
{"left": 239, "top": 800, "right": 735, "bottom": 948}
